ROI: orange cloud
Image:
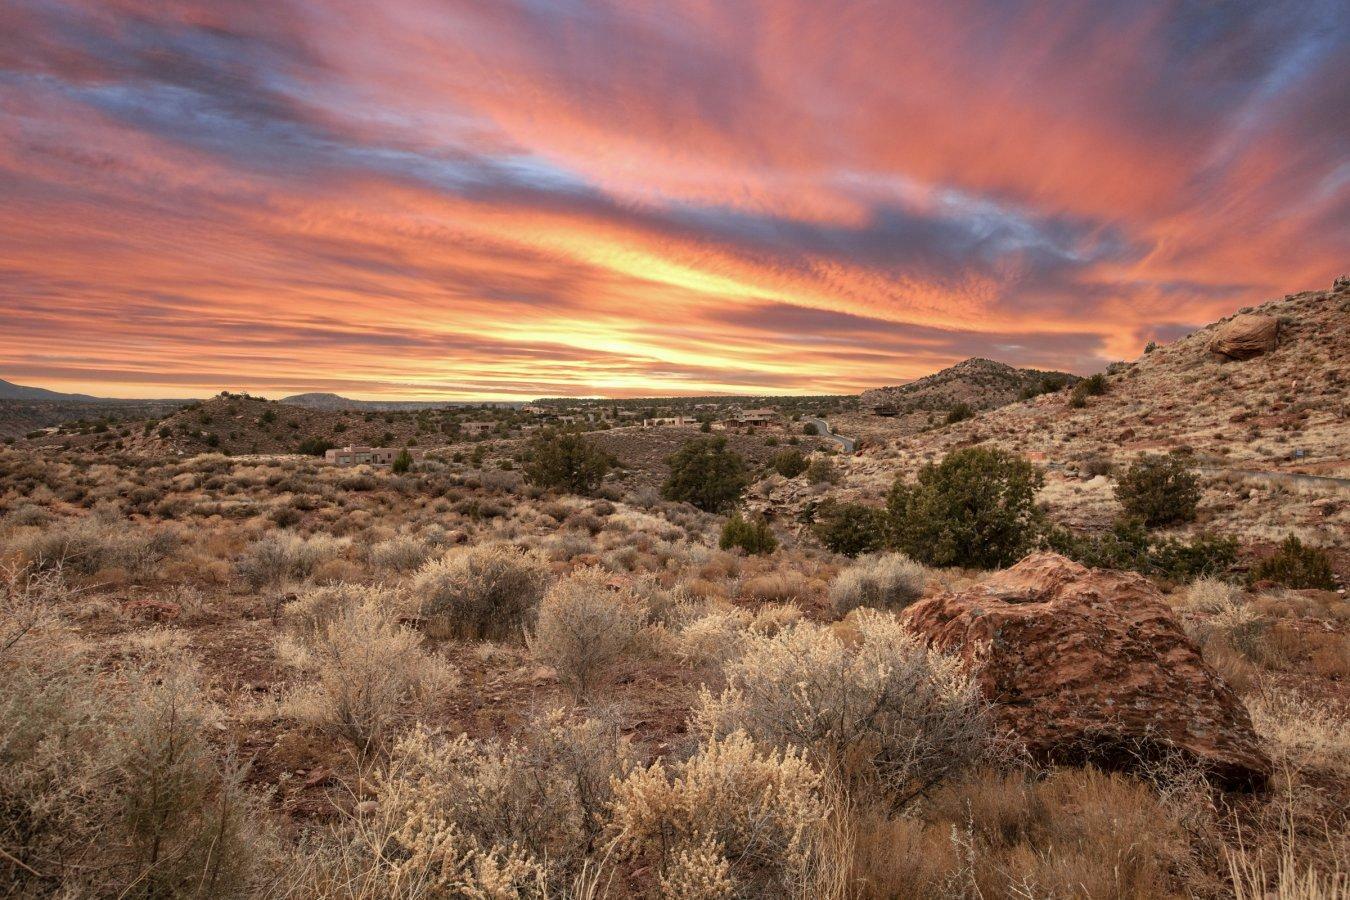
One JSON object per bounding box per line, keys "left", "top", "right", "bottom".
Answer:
{"left": 0, "top": 0, "right": 1344, "bottom": 399}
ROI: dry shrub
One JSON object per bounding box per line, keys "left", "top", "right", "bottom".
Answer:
{"left": 739, "top": 570, "right": 811, "bottom": 603}
{"left": 236, "top": 530, "right": 349, "bottom": 591}
{"left": 283, "top": 599, "right": 458, "bottom": 756}
{"left": 326, "top": 710, "right": 633, "bottom": 896}
{"left": 281, "top": 582, "right": 395, "bottom": 643}
{"left": 1, "top": 651, "right": 275, "bottom": 898}
{"left": 367, "top": 534, "right": 437, "bottom": 574}
{"left": 529, "top": 567, "right": 647, "bottom": 700}
{"left": 5, "top": 519, "right": 182, "bottom": 578}
{"left": 829, "top": 552, "right": 927, "bottom": 616}
{"left": 610, "top": 730, "right": 835, "bottom": 898}
{"left": 1185, "top": 576, "right": 1244, "bottom": 612}
{"left": 1228, "top": 828, "right": 1347, "bottom": 900}
{"left": 692, "top": 610, "right": 992, "bottom": 809}
{"left": 412, "top": 543, "right": 550, "bottom": 641}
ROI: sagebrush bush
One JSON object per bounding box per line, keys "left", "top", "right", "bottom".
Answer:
{"left": 283, "top": 599, "right": 458, "bottom": 755}
{"left": 350, "top": 710, "right": 633, "bottom": 894}
{"left": 693, "top": 611, "right": 992, "bottom": 809}
{"left": 829, "top": 552, "right": 927, "bottom": 615}
{"left": 888, "top": 446, "right": 1044, "bottom": 568}
{"left": 1114, "top": 453, "right": 1201, "bottom": 527}
{"left": 718, "top": 511, "right": 778, "bottom": 555}
{"left": 236, "top": 530, "right": 348, "bottom": 590}
{"left": 368, "top": 534, "right": 436, "bottom": 574}
{"left": 412, "top": 543, "right": 551, "bottom": 640}
{"left": 529, "top": 567, "right": 647, "bottom": 700}
{"left": 6, "top": 519, "right": 181, "bottom": 578}
{"left": 610, "top": 730, "right": 833, "bottom": 898}
{"left": 1251, "top": 534, "right": 1336, "bottom": 590}
{"left": 1, "top": 652, "right": 274, "bottom": 898}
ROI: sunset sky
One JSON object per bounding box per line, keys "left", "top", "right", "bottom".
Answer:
{"left": 1, "top": 1, "right": 1346, "bottom": 400}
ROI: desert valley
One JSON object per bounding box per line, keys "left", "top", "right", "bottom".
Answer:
{"left": 1, "top": 279, "right": 1346, "bottom": 898}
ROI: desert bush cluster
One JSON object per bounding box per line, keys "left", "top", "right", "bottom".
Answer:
{"left": 0, "top": 441, "right": 1345, "bottom": 899}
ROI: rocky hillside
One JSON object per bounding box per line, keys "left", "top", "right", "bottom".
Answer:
{"left": 860, "top": 358, "right": 1078, "bottom": 415}
{"left": 280, "top": 392, "right": 494, "bottom": 412}
{"left": 758, "top": 278, "right": 1349, "bottom": 547}
{"left": 121, "top": 393, "right": 478, "bottom": 457}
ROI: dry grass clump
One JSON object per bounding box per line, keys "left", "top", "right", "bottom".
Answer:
{"left": 610, "top": 730, "right": 835, "bottom": 898}
{"left": 236, "top": 530, "right": 349, "bottom": 591}
{"left": 1245, "top": 686, "right": 1349, "bottom": 774}
{"left": 692, "top": 610, "right": 992, "bottom": 809}
{"left": 529, "top": 567, "right": 648, "bottom": 700}
{"left": 739, "top": 569, "right": 812, "bottom": 603}
{"left": 412, "top": 543, "right": 551, "bottom": 641}
{"left": 1185, "top": 576, "right": 1244, "bottom": 612}
{"left": 829, "top": 552, "right": 927, "bottom": 615}
{"left": 281, "top": 599, "right": 458, "bottom": 756}
{"left": 315, "top": 710, "right": 633, "bottom": 896}
{"left": 851, "top": 767, "right": 1190, "bottom": 899}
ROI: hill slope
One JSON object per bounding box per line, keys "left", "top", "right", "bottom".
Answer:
{"left": 0, "top": 377, "right": 98, "bottom": 401}
{"left": 860, "top": 358, "right": 1078, "bottom": 415}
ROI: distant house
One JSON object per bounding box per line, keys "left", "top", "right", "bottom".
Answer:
{"left": 737, "top": 408, "right": 777, "bottom": 425}
{"left": 643, "top": 415, "right": 697, "bottom": 428}
{"left": 460, "top": 421, "right": 495, "bottom": 436}
{"left": 324, "top": 445, "right": 426, "bottom": 467}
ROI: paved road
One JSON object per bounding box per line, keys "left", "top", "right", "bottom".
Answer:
{"left": 804, "top": 417, "right": 856, "bottom": 454}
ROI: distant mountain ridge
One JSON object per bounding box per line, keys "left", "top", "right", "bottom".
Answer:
{"left": 0, "top": 377, "right": 100, "bottom": 402}
{"left": 861, "top": 358, "right": 1079, "bottom": 415}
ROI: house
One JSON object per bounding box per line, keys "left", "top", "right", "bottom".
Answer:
{"left": 737, "top": 408, "right": 777, "bottom": 425}
{"left": 460, "top": 421, "right": 495, "bottom": 436}
{"left": 643, "top": 415, "right": 697, "bottom": 428}
{"left": 324, "top": 445, "right": 426, "bottom": 467}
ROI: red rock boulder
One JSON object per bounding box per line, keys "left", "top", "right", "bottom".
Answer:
{"left": 1210, "top": 313, "right": 1279, "bottom": 360}
{"left": 902, "top": 553, "right": 1271, "bottom": 789}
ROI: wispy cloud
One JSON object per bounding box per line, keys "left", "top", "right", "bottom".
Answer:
{"left": 0, "top": 0, "right": 1345, "bottom": 398}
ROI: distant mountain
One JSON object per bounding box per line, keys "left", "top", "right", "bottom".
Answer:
{"left": 281, "top": 392, "right": 517, "bottom": 411}
{"left": 0, "top": 378, "right": 100, "bottom": 402}
{"left": 860, "top": 358, "right": 1079, "bottom": 415}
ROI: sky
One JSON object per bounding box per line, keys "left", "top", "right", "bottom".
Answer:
{"left": 0, "top": 0, "right": 1346, "bottom": 401}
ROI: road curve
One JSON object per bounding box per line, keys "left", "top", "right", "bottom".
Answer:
{"left": 804, "top": 417, "right": 856, "bottom": 454}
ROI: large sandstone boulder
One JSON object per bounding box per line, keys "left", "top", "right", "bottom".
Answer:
{"left": 902, "top": 553, "right": 1271, "bottom": 789}
{"left": 1210, "top": 313, "right": 1279, "bottom": 360}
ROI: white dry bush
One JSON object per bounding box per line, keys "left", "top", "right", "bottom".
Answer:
{"left": 610, "top": 730, "right": 834, "bottom": 898}
{"left": 673, "top": 601, "right": 804, "bottom": 670}
{"left": 412, "top": 543, "right": 551, "bottom": 641}
{"left": 334, "top": 710, "right": 634, "bottom": 896}
{"left": 692, "top": 610, "right": 992, "bottom": 810}
{"left": 1185, "top": 576, "right": 1244, "bottom": 613}
{"left": 829, "top": 552, "right": 927, "bottom": 615}
{"left": 283, "top": 599, "right": 458, "bottom": 756}
{"left": 367, "top": 534, "right": 437, "bottom": 574}
{"left": 237, "top": 530, "right": 349, "bottom": 591}
{"left": 529, "top": 567, "right": 647, "bottom": 700}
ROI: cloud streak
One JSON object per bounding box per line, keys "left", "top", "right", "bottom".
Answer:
{"left": 0, "top": 0, "right": 1345, "bottom": 399}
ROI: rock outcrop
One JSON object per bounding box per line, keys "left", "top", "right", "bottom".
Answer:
{"left": 902, "top": 553, "right": 1271, "bottom": 789}
{"left": 1210, "top": 313, "right": 1279, "bottom": 360}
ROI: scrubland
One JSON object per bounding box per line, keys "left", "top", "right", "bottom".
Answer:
{"left": 1, "top": 441, "right": 1345, "bottom": 899}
